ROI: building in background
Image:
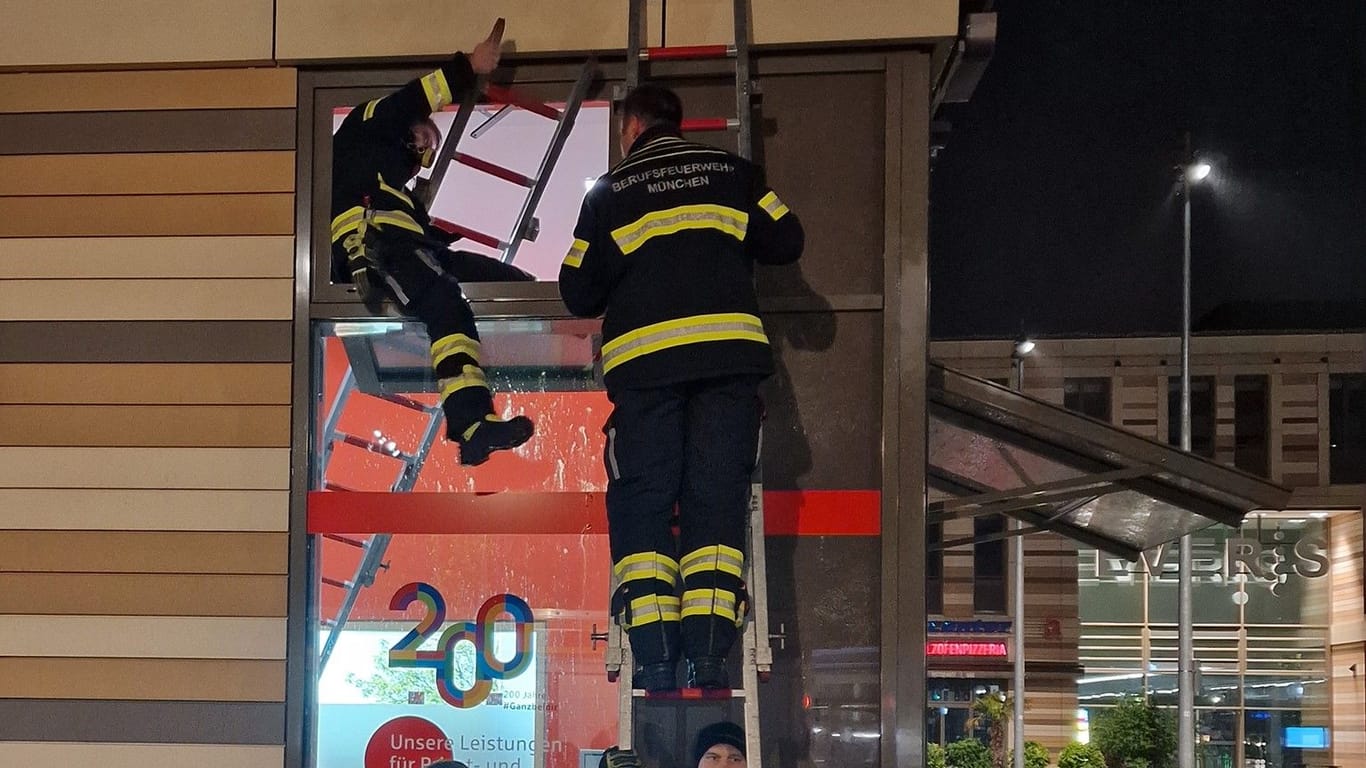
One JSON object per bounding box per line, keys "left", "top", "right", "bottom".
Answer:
{"left": 930, "top": 332, "right": 1365, "bottom": 768}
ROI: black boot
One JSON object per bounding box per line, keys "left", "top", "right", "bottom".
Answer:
{"left": 455, "top": 414, "right": 535, "bottom": 466}
{"left": 687, "top": 656, "right": 729, "bottom": 690}
{"left": 635, "top": 661, "right": 678, "bottom": 693}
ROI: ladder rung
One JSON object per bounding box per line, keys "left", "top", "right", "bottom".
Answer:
{"left": 681, "top": 117, "right": 740, "bottom": 132}
{"left": 455, "top": 152, "right": 536, "bottom": 187}
{"left": 484, "top": 84, "right": 561, "bottom": 120}
{"left": 641, "top": 44, "right": 735, "bottom": 61}
{"left": 377, "top": 392, "right": 431, "bottom": 412}
{"left": 323, "top": 533, "right": 367, "bottom": 548}
{"left": 322, "top": 576, "right": 352, "bottom": 589}
{"left": 431, "top": 218, "right": 507, "bottom": 251}
{"left": 634, "top": 687, "right": 743, "bottom": 700}
{"left": 338, "top": 432, "right": 406, "bottom": 457}
{"left": 322, "top": 481, "right": 356, "bottom": 492}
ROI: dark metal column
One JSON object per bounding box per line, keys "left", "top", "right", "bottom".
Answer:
{"left": 880, "top": 51, "right": 931, "bottom": 768}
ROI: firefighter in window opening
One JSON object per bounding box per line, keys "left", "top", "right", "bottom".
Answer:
{"left": 331, "top": 18, "right": 535, "bottom": 466}
{"left": 559, "top": 85, "right": 804, "bottom": 691}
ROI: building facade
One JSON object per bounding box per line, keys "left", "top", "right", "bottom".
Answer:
{"left": 931, "top": 333, "right": 1366, "bottom": 767}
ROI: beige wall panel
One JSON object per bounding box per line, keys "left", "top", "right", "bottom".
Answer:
{"left": 0, "top": 447, "right": 290, "bottom": 489}
{"left": 0, "top": 236, "right": 293, "bottom": 279}
{"left": 669, "top": 0, "right": 957, "bottom": 45}
{"left": 0, "top": 616, "right": 285, "bottom": 659}
{"left": 0, "top": 405, "right": 290, "bottom": 447}
{"left": 0, "top": 279, "right": 292, "bottom": 320}
{"left": 0, "top": 153, "right": 294, "bottom": 196}
{"left": 0, "top": 574, "right": 286, "bottom": 616}
{"left": 0, "top": 744, "right": 282, "bottom": 768}
{"left": 0, "top": 194, "right": 293, "bottom": 237}
{"left": 0, "top": 489, "right": 288, "bottom": 531}
{"left": 275, "top": 0, "right": 955, "bottom": 59}
{"left": 0, "top": 657, "right": 283, "bottom": 701}
{"left": 0, "top": 69, "right": 295, "bottom": 113}
{"left": 0, "top": 532, "right": 287, "bottom": 574}
{"left": 0, "top": 2, "right": 274, "bottom": 69}
{"left": 0, "top": 364, "right": 291, "bottom": 405}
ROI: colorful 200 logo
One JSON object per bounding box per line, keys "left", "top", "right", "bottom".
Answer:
{"left": 387, "top": 582, "right": 534, "bottom": 709}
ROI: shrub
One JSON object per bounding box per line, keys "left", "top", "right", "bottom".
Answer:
{"left": 946, "top": 738, "right": 993, "bottom": 768}
{"left": 1057, "top": 742, "right": 1106, "bottom": 768}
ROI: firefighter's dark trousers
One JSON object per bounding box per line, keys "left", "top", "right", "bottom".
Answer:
{"left": 604, "top": 374, "right": 762, "bottom": 667}
{"left": 333, "top": 229, "right": 531, "bottom": 437}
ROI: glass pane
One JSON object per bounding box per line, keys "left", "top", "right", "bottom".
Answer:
{"left": 1329, "top": 374, "right": 1366, "bottom": 484}
{"left": 312, "top": 321, "right": 612, "bottom": 768}
{"left": 1233, "top": 376, "right": 1270, "bottom": 477}
{"left": 309, "top": 319, "right": 881, "bottom": 767}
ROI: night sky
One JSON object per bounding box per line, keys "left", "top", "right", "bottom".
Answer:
{"left": 928, "top": 0, "right": 1366, "bottom": 338}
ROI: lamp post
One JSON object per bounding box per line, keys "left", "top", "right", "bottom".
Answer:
{"left": 1177, "top": 153, "right": 1210, "bottom": 768}
{"left": 1010, "top": 337, "right": 1034, "bottom": 768}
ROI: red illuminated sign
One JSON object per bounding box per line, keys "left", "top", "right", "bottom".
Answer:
{"left": 925, "top": 641, "right": 1009, "bottom": 657}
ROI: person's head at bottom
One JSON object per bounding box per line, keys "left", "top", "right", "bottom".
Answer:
{"left": 693, "top": 721, "right": 746, "bottom": 768}
{"left": 426, "top": 761, "right": 469, "bottom": 768}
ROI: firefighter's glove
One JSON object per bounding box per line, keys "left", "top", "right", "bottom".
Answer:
{"left": 600, "top": 747, "right": 643, "bottom": 768}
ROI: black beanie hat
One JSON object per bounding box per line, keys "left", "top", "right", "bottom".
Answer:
{"left": 693, "top": 721, "right": 745, "bottom": 763}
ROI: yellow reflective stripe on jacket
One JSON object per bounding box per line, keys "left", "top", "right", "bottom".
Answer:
{"left": 610, "top": 204, "right": 748, "bottom": 255}
{"left": 331, "top": 206, "right": 367, "bottom": 243}
{"left": 378, "top": 174, "right": 414, "bottom": 209}
{"left": 600, "top": 313, "right": 768, "bottom": 374}
{"left": 758, "top": 191, "right": 790, "bottom": 221}
{"left": 681, "top": 587, "right": 741, "bottom": 623}
{"left": 613, "top": 551, "right": 681, "bottom": 588}
{"left": 421, "top": 69, "right": 453, "bottom": 112}
{"left": 562, "top": 238, "right": 589, "bottom": 269}
{"left": 362, "top": 99, "right": 380, "bottom": 121}
{"left": 680, "top": 544, "right": 745, "bottom": 580}
{"left": 438, "top": 365, "right": 489, "bottom": 400}
{"left": 431, "top": 333, "right": 481, "bottom": 368}
{"left": 332, "top": 206, "right": 424, "bottom": 243}
{"left": 372, "top": 209, "right": 425, "bottom": 236}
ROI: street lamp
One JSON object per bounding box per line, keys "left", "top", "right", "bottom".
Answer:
{"left": 1009, "top": 336, "right": 1033, "bottom": 768}
{"left": 1177, "top": 154, "right": 1210, "bottom": 768}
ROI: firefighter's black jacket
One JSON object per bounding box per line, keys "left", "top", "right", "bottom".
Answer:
{"left": 329, "top": 54, "right": 476, "bottom": 282}
{"left": 559, "top": 126, "right": 804, "bottom": 391}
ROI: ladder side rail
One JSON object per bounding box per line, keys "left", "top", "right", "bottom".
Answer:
{"left": 421, "top": 81, "right": 483, "bottom": 209}
{"left": 501, "top": 61, "right": 596, "bottom": 264}
{"left": 732, "top": 0, "right": 755, "bottom": 160}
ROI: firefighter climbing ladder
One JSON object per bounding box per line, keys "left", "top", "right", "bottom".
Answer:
{"left": 425, "top": 60, "right": 596, "bottom": 265}
{"left": 315, "top": 63, "right": 594, "bottom": 671}
{"left": 599, "top": 0, "right": 771, "bottom": 762}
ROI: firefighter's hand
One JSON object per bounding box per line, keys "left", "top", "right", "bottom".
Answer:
{"left": 600, "top": 747, "right": 642, "bottom": 768}
{"left": 470, "top": 18, "right": 505, "bottom": 74}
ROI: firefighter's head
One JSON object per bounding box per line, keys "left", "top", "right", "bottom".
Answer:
{"left": 404, "top": 118, "right": 442, "bottom": 178}
{"left": 618, "top": 84, "right": 683, "bottom": 156}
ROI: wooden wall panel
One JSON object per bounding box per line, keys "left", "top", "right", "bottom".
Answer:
{"left": 0, "top": 574, "right": 286, "bottom": 617}
{"left": 0, "top": 447, "right": 290, "bottom": 489}
{"left": 0, "top": 2, "right": 274, "bottom": 68}
{"left": 0, "top": 744, "right": 282, "bottom": 768}
{"left": 0, "top": 66, "right": 296, "bottom": 755}
{"left": 0, "top": 237, "right": 293, "bottom": 279}
{"left": 0, "top": 70, "right": 295, "bottom": 113}
{"left": 0, "top": 364, "right": 291, "bottom": 405}
{"left": 0, "top": 489, "right": 288, "bottom": 531}
{"left": 0, "top": 532, "right": 286, "bottom": 574}
{"left": 0, "top": 194, "right": 293, "bottom": 237}
{"left": 0, "top": 279, "right": 291, "bottom": 321}
{"left": 0, "top": 405, "right": 290, "bottom": 447}
{"left": 0, "top": 658, "right": 284, "bottom": 701}
{"left": 0, "top": 616, "right": 286, "bottom": 659}
{"left": 0, "top": 152, "right": 294, "bottom": 196}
